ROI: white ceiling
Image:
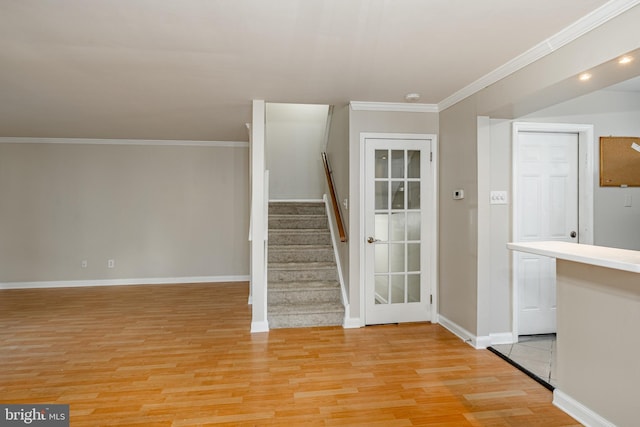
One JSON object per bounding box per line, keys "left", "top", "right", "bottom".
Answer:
{"left": 0, "top": 0, "right": 624, "bottom": 142}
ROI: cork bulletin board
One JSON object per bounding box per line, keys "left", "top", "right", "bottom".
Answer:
{"left": 599, "top": 136, "right": 640, "bottom": 187}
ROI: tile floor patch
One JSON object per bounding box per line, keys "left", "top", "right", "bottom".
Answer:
{"left": 489, "top": 334, "right": 556, "bottom": 388}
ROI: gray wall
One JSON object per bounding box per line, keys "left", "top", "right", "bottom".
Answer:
{"left": 0, "top": 142, "right": 249, "bottom": 284}
{"left": 438, "top": 100, "right": 479, "bottom": 335}
{"left": 556, "top": 260, "right": 640, "bottom": 427}
{"left": 348, "top": 108, "right": 439, "bottom": 321}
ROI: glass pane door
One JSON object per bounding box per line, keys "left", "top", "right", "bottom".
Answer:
{"left": 373, "top": 149, "right": 421, "bottom": 306}
{"left": 365, "top": 136, "right": 433, "bottom": 326}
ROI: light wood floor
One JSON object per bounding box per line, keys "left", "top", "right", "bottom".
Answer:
{"left": 0, "top": 283, "right": 579, "bottom": 426}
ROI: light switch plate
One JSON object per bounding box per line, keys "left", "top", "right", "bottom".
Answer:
{"left": 490, "top": 191, "right": 508, "bottom": 205}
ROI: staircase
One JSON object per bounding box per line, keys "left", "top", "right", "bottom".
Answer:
{"left": 267, "top": 201, "right": 344, "bottom": 328}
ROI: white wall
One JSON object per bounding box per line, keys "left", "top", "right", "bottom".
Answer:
{"left": 477, "top": 117, "right": 513, "bottom": 340}
{"left": 522, "top": 89, "right": 640, "bottom": 251}
{"left": 266, "top": 103, "right": 329, "bottom": 200}
{"left": 0, "top": 142, "right": 249, "bottom": 285}
{"left": 477, "top": 88, "right": 640, "bottom": 338}
{"left": 325, "top": 104, "right": 350, "bottom": 295}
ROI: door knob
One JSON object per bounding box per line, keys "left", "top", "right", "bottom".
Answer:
{"left": 570, "top": 231, "right": 577, "bottom": 238}
{"left": 367, "top": 236, "right": 380, "bottom": 244}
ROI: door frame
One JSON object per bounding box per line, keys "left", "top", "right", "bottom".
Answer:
{"left": 359, "top": 132, "right": 439, "bottom": 325}
{"left": 511, "top": 122, "right": 594, "bottom": 339}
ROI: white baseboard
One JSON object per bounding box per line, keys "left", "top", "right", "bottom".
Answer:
{"left": 343, "top": 316, "right": 362, "bottom": 329}
{"left": 0, "top": 275, "right": 250, "bottom": 290}
{"left": 437, "top": 316, "right": 516, "bottom": 349}
{"left": 489, "top": 332, "right": 516, "bottom": 346}
{"left": 437, "top": 315, "right": 477, "bottom": 348}
{"left": 553, "top": 389, "right": 615, "bottom": 427}
{"left": 250, "top": 320, "right": 269, "bottom": 333}
{"left": 475, "top": 336, "right": 492, "bottom": 349}
{"left": 473, "top": 334, "right": 515, "bottom": 349}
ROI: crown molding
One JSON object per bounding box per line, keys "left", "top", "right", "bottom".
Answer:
{"left": 350, "top": 101, "right": 439, "bottom": 113}
{"left": 0, "top": 137, "right": 249, "bottom": 147}
{"left": 438, "top": 0, "right": 640, "bottom": 112}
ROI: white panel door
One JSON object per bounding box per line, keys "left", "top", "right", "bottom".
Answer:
{"left": 364, "top": 138, "right": 433, "bottom": 325}
{"left": 516, "top": 131, "right": 579, "bottom": 335}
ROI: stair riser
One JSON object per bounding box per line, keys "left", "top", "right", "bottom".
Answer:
{"left": 269, "top": 217, "right": 328, "bottom": 230}
{"left": 268, "top": 311, "right": 344, "bottom": 329}
{"left": 268, "top": 289, "right": 341, "bottom": 305}
{"left": 269, "top": 233, "right": 331, "bottom": 246}
{"left": 269, "top": 205, "right": 325, "bottom": 215}
{"left": 268, "top": 269, "right": 338, "bottom": 282}
{"left": 268, "top": 249, "right": 334, "bottom": 263}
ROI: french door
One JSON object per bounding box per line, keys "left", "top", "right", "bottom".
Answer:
{"left": 364, "top": 137, "right": 434, "bottom": 325}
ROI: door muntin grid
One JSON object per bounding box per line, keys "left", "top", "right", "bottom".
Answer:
{"left": 373, "top": 149, "right": 421, "bottom": 305}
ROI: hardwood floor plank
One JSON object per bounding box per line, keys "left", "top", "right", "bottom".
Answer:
{"left": 325, "top": 419, "right": 412, "bottom": 427}
{"left": 293, "top": 387, "right": 359, "bottom": 399}
{"left": 0, "top": 283, "right": 579, "bottom": 426}
{"left": 463, "top": 389, "right": 528, "bottom": 401}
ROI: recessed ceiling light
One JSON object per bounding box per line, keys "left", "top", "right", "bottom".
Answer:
{"left": 579, "top": 73, "right": 592, "bottom": 81}
{"left": 405, "top": 93, "right": 420, "bottom": 102}
{"left": 619, "top": 56, "right": 633, "bottom": 65}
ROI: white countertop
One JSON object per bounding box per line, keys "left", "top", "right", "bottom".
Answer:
{"left": 507, "top": 241, "right": 640, "bottom": 273}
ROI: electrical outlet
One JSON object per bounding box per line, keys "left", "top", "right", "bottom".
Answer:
{"left": 81, "top": 260, "right": 88, "bottom": 268}
{"left": 490, "top": 191, "right": 508, "bottom": 205}
{"left": 107, "top": 259, "right": 115, "bottom": 269}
